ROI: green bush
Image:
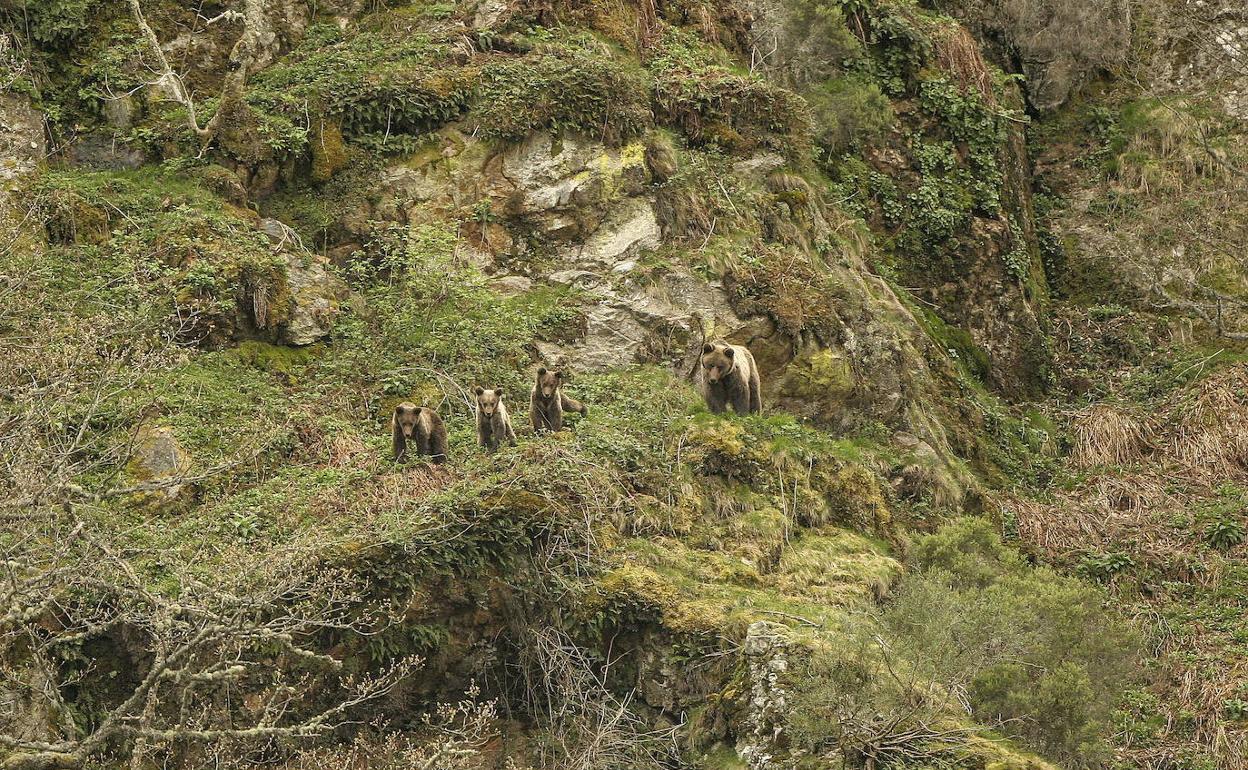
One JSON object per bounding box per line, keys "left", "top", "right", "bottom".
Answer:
{"left": 247, "top": 18, "right": 474, "bottom": 148}
{"left": 20, "top": 0, "right": 100, "bottom": 46}
{"left": 648, "top": 28, "right": 812, "bottom": 154}
{"left": 887, "top": 518, "right": 1141, "bottom": 767}
{"left": 918, "top": 76, "right": 1007, "bottom": 212}
{"left": 472, "top": 35, "right": 651, "bottom": 144}
{"left": 807, "top": 75, "right": 894, "bottom": 158}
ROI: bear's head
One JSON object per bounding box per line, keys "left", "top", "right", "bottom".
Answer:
{"left": 393, "top": 402, "right": 422, "bottom": 438}
{"left": 701, "top": 343, "right": 737, "bottom": 384}
{"left": 535, "top": 367, "right": 562, "bottom": 400}
{"left": 475, "top": 386, "right": 504, "bottom": 416}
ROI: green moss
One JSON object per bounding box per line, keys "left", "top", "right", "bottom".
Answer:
{"left": 779, "top": 348, "right": 855, "bottom": 405}
{"left": 246, "top": 17, "right": 475, "bottom": 149}
{"left": 472, "top": 33, "right": 650, "bottom": 144}
{"left": 648, "top": 27, "right": 813, "bottom": 154}
{"left": 913, "top": 304, "right": 992, "bottom": 383}
{"left": 310, "top": 120, "right": 349, "bottom": 182}
{"left": 230, "top": 340, "right": 316, "bottom": 377}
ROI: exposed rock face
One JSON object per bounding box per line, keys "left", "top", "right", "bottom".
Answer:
{"left": 737, "top": 622, "right": 792, "bottom": 770}
{"left": 0, "top": 92, "right": 43, "bottom": 184}
{"left": 1152, "top": 4, "right": 1248, "bottom": 118}
{"left": 368, "top": 129, "right": 761, "bottom": 372}
{"left": 129, "top": 426, "right": 192, "bottom": 502}
{"left": 0, "top": 78, "right": 46, "bottom": 262}
{"left": 258, "top": 218, "right": 349, "bottom": 346}
{"left": 279, "top": 251, "right": 349, "bottom": 345}
{"left": 742, "top": 0, "right": 1051, "bottom": 398}
{"left": 0, "top": 650, "right": 77, "bottom": 749}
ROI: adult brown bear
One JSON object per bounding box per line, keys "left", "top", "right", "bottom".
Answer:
{"left": 699, "top": 342, "right": 761, "bottom": 415}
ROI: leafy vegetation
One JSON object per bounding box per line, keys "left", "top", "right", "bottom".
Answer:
{"left": 6, "top": 0, "right": 1247, "bottom": 768}
{"left": 473, "top": 33, "right": 651, "bottom": 144}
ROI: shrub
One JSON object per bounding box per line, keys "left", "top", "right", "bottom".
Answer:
{"left": 888, "top": 518, "right": 1141, "bottom": 767}
{"left": 725, "top": 245, "right": 844, "bottom": 341}
{"left": 648, "top": 28, "right": 813, "bottom": 154}
{"left": 807, "top": 75, "right": 895, "bottom": 158}
{"left": 20, "top": 0, "right": 99, "bottom": 46}
{"left": 472, "top": 36, "right": 651, "bottom": 144}
{"left": 246, "top": 18, "right": 475, "bottom": 149}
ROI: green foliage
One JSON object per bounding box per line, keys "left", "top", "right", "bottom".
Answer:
{"left": 247, "top": 17, "right": 474, "bottom": 151}
{"left": 806, "top": 75, "right": 895, "bottom": 158}
{"left": 860, "top": 3, "right": 932, "bottom": 95}
{"left": 1205, "top": 518, "right": 1245, "bottom": 550}
{"left": 1199, "top": 485, "right": 1247, "bottom": 550}
{"left": 918, "top": 77, "right": 1008, "bottom": 212}
{"left": 473, "top": 34, "right": 650, "bottom": 144}
{"left": 913, "top": 304, "right": 992, "bottom": 383}
{"left": 1003, "top": 215, "right": 1030, "bottom": 282}
{"left": 1079, "top": 550, "right": 1136, "bottom": 581}
{"left": 906, "top": 138, "right": 975, "bottom": 243}
{"left": 20, "top": 0, "right": 100, "bottom": 46}
{"left": 33, "top": 168, "right": 278, "bottom": 341}
{"left": 328, "top": 221, "right": 584, "bottom": 394}
{"left": 890, "top": 518, "right": 1142, "bottom": 767}
{"left": 649, "top": 28, "right": 813, "bottom": 154}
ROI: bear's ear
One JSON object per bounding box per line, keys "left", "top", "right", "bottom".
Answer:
{"left": 413, "top": 406, "right": 422, "bottom": 415}
{"left": 554, "top": 370, "right": 562, "bottom": 379}
{"left": 495, "top": 387, "right": 504, "bottom": 397}
{"left": 537, "top": 367, "right": 547, "bottom": 376}
{"left": 702, "top": 343, "right": 714, "bottom": 354}
{"left": 724, "top": 346, "right": 735, "bottom": 357}
{"left": 474, "top": 386, "right": 485, "bottom": 396}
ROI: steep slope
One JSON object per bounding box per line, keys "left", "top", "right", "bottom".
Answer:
{"left": 2, "top": 1, "right": 1243, "bottom": 769}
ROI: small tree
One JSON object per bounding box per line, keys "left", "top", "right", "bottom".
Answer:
{"left": 1, "top": 510, "right": 417, "bottom": 770}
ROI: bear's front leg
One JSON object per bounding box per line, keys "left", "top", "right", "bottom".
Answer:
{"left": 731, "top": 383, "right": 752, "bottom": 415}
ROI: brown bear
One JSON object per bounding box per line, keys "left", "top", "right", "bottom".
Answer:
{"left": 391, "top": 403, "right": 448, "bottom": 463}
{"left": 700, "top": 342, "right": 762, "bottom": 415}
{"left": 474, "top": 387, "right": 516, "bottom": 451}
{"left": 530, "top": 367, "right": 588, "bottom": 433}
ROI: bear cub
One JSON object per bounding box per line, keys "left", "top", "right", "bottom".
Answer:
{"left": 391, "top": 403, "right": 448, "bottom": 463}
{"left": 530, "top": 367, "right": 588, "bottom": 433}
{"left": 699, "top": 342, "right": 762, "bottom": 415}
{"left": 474, "top": 387, "right": 517, "bottom": 451}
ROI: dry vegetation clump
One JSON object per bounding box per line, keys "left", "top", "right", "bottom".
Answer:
{"left": 1013, "top": 368, "right": 1248, "bottom": 560}
{"left": 1165, "top": 364, "right": 1248, "bottom": 476}
{"left": 927, "top": 21, "right": 994, "bottom": 105}
{"left": 1003, "top": 478, "right": 1171, "bottom": 557}
{"left": 361, "top": 466, "right": 461, "bottom": 510}
{"left": 1069, "top": 402, "right": 1153, "bottom": 468}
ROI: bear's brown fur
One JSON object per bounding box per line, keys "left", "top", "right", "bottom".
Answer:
{"left": 530, "top": 367, "right": 588, "bottom": 433}
{"left": 699, "top": 342, "right": 762, "bottom": 415}
{"left": 391, "top": 403, "right": 448, "bottom": 463}
{"left": 474, "top": 387, "right": 516, "bottom": 451}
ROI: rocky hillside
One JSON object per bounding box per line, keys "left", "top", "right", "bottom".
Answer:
{"left": 2, "top": 1, "right": 1246, "bottom": 768}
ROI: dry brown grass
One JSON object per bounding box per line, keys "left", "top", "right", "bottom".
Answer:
{"left": 1166, "top": 364, "right": 1248, "bottom": 477}
{"left": 1009, "top": 364, "right": 1248, "bottom": 767}
{"left": 928, "top": 22, "right": 995, "bottom": 105}
{"left": 1069, "top": 403, "right": 1153, "bottom": 468}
